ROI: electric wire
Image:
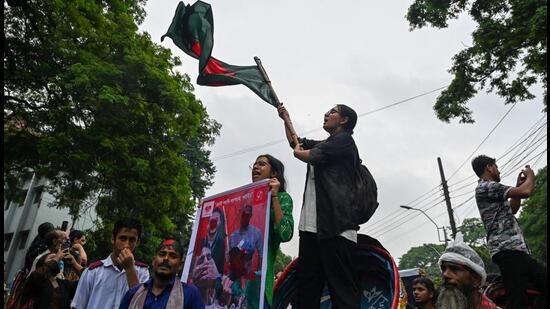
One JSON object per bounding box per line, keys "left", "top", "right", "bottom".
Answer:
{"left": 446, "top": 102, "right": 518, "bottom": 181}
{"left": 213, "top": 85, "right": 448, "bottom": 161}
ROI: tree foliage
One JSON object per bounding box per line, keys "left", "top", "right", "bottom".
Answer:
{"left": 457, "top": 217, "right": 487, "bottom": 246}
{"left": 406, "top": 0, "right": 547, "bottom": 123}
{"left": 399, "top": 243, "right": 446, "bottom": 279}
{"left": 274, "top": 249, "right": 293, "bottom": 276}
{"left": 4, "top": 0, "right": 220, "bottom": 259}
{"left": 519, "top": 166, "right": 547, "bottom": 265}
{"left": 399, "top": 217, "right": 501, "bottom": 282}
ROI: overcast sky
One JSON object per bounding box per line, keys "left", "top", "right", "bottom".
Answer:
{"left": 140, "top": 0, "right": 547, "bottom": 263}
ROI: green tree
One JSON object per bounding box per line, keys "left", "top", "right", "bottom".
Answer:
{"left": 519, "top": 166, "right": 547, "bottom": 265}
{"left": 406, "top": 0, "right": 547, "bottom": 123}
{"left": 399, "top": 243, "right": 446, "bottom": 280}
{"left": 457, "top": 217, "right": 487, "bottom": 246}
{"left": 273, "top": 249, "right": 293, "bottom": 276}
{"left": 4, "top": 0, "right": 220, "bottom": 259}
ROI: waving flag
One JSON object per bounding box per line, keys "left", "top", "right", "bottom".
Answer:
{"left": 162, "top": 1, "right": 278, "bottom": 107}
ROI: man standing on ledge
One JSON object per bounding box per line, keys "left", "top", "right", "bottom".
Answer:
{"left": 278, "top": 104, "right": 361, "bottom": 308}
{"left": 472, "top": 155, "right": 547, "bottom": 308}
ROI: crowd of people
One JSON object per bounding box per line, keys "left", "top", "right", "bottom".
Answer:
{"left": 4, "top": 105, "right": 547, "bottom": 309}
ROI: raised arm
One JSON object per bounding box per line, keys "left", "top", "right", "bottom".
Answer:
{"left": 507, "top": 165, "right": 535, "bottom": 213}
{"left": 277, "top": 105, "right": 299, "bottom": 148}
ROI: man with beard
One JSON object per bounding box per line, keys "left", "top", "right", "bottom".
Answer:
{"left": 437, "top": 233, "right": 500, "bottom": 309}
{"left": 119, "top": 238, "right": 204, "bottom": 309}
{"left": 472, "top": 155, "right": 547, "bottom": 308}
{"left": 229, "top": 204, "right": 263, "bottom": 273}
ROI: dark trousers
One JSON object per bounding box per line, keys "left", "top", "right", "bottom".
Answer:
{"left": 492, "top": 250, "right": 547, "bottom": 309}
{"left": 297, "top": 231, "right": 360, "bottom": 309}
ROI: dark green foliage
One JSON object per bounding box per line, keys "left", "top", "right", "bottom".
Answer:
{"left": 399, "top": 217, "right": 501, "bottom": 282}
{"left": 4, "top": 0, "right": 219, "bottom": 259}
{"left": 407, "top": 0, "right": 547, "bottom": 123}
{"left": 399, "top": 243, "right": 446, "bottom": 280}
{"left": 274, "top": 249, "right": 293, "bottom": 276}
{"left": 519, "top": 166, "right": 547, "bottom": 265}
{"left": 457, "top": 217, "right": 487, "bottom": 246}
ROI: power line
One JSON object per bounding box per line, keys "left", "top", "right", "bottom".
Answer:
{"left": 213, "top": 85, "right": 448, "bottom": 161}
{"left": 446, "top": 102, "right": 518, "bottom": 181}
{"left": 447, "top": 118, "right": 546, "bottom": 191}
{"left": 361, "top": 192, "right": 444, "bottom": 234}
{"left": 369, "top": 198, "right": 445, "bottom": 237}
{"left": 376, "top": 143, "right": 546, "bottom": 240}
{"left": 361, "top": 185, "right": 442, "bottom": 232}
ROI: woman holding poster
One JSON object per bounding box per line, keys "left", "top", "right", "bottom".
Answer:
{"left": 250, "top": 154, "right": 294, "bottom": 308}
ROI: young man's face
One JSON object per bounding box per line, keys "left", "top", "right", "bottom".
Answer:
{"left": 152, "top": 247, "right": 182, "bottom": 278}
{"left": 487, "top": 163, "right": 501, "bottom": 182}
{"left": 413, "top": 282, "right": 433, "bottom": 305}
{"left": 112, "top": 228, "right": 140, "bottom": 255}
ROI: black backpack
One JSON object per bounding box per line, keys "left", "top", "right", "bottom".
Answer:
{"left": 354, "top": 163, "right": 379, "bottom": 225}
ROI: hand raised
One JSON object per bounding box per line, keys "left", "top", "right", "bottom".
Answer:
{"left": 277, "top": 105, "right": 289, "bottom": 120}
{"left": 116, "top": 248, "right": 135, "bottom": 270}
{"left": 269, "top": 178, "right": 280, "bottom": 196}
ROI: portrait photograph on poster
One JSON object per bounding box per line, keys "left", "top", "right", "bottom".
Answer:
{"left": 182, "top": 179, "right": 271, "bottom": 309}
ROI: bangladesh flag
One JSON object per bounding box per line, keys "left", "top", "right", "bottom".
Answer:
{"left": 162, "top": 1, "right": 278, "bottom": 107}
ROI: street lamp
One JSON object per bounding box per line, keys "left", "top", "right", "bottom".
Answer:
{"left": 400, "top": 205, "right": 449, "bottom": 246}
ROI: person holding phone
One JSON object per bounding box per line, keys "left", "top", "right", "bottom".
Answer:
{"left": 29, "top": 229, "right": 68, "bottom": 274}
{"left": 472, "top": 155, "right": 547, "bottom": 308}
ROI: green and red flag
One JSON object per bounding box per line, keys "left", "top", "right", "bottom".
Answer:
{"left": 161, "top": 1, "right": 278, "bottom": 107}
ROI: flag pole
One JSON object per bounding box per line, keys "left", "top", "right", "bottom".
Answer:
{"left": 254, "top": 56, "right": 300, "bottom": 147}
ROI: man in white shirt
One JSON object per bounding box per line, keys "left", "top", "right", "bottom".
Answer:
{"left": 71, "top": 219, "right": 150, "bottom": 309}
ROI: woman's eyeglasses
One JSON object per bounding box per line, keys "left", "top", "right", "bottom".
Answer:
{"left": 249, "top": 161, "right": 270, "bottom": 170}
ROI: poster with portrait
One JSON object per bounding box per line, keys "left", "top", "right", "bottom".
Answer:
{"left": 182, "top": 179, "right": 271, "bottom": 309}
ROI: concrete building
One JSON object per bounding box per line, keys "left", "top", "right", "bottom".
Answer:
{"left": 3, "top": 174, "right": 97, "bottom": 284}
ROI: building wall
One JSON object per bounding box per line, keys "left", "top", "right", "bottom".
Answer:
{"left": 3, "top": 175, "right": 97, "bottom": 284}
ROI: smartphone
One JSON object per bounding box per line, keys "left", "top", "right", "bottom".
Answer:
{"left": 61, "top": 239, "right": 71, "bottom": 251}
{"left": 61, "top": 221, "right": 69, "bottom": 231}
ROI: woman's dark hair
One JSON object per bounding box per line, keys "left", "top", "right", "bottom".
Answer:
{"left": 212, "top": 207, "right": 226, "bottom": 236}
{"left": 257, "top": 154, "right": 286, "bottom": 192}
{"left": 69, "top": 230, "right": 85, "bottom": 243}
{"left": 38, "top": 222, "right": 55, "bottom": 238}
{"left": 336, "top": 104, "right": 358, "bottom": 134}
{"left": 413, "top": 277, "right": 437, "bottom": 303}
{"left": 23, "top": 222, "right": 55, "bottom": 271}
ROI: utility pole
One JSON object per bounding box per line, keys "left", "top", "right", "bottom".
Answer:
{"left": 438, "top": 157, "right": 457, "bottom": 238}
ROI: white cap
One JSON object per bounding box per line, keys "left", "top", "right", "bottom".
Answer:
{"left": 438, "top": 233, "right": 487, "bottom": 285}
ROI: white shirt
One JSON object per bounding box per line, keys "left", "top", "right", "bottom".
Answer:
{"left": 299, "top": 165, "right": 357, "bottom": 243}
{"left": 71, "top": 255, "right": 150, "bottom": 309}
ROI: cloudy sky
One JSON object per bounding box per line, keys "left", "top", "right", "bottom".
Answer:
{"left": 141, "top": 1, "right": 547, "bottom": 262}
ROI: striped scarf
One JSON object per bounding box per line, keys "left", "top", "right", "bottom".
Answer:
{"left": 128, "top": 278, "right": 184, "bottom": 309}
